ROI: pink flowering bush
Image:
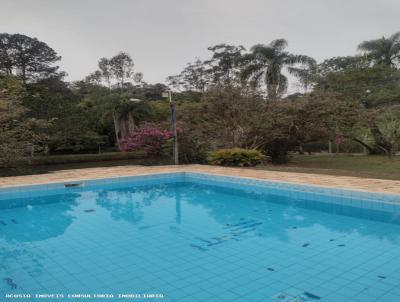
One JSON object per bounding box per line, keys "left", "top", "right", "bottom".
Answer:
{"left": 335, "top": 134, "right": 345, "bottom": 145}
{"left": 119, "top": 124, "right": 174, "bottom": 156}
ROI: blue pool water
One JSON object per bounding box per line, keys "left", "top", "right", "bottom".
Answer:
{"left": 1, "top": 173, "right": 400, "bottom": 302}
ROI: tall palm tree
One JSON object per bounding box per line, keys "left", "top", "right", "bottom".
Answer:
{"left": 240, "top": 39, "right": 315, "bottom": 100}
{"left": 358, "top": 32, "right": 400, "bottom": 67}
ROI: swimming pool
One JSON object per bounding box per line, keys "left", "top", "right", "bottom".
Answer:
{"left": 1, "top": 172, "right": 400, "bottom": 302}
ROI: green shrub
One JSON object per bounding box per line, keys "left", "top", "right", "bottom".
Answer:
{"left": 208, "top": 148, "right": 267, "bottom": 167}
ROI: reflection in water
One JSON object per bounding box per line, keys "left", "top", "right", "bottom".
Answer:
{"left": 0, "top": 193, "right": 79, "bottom": 288}
{"left": 175, "top": 186, "right": 182, "bottom": 225}
{"left": 182, "top": 183, "right": 400, "bottom": 244}
{"left": 0, "top": 193, "right": 79, "bottom": 243}
{"left": 95, "top": 184, "right": 183, "bottom": 225}
{"left": 95, "top": 189, "right": 145, "bottom": 224}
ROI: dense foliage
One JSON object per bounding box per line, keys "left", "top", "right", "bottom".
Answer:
{"left": 0, "top": 76, "right": 48, "bottom": 167}
{"left": 0, "top": 33, "right": 63, "bottom": 83}
{"left": 0, "top": 31, "right": 399, "bottom": 170}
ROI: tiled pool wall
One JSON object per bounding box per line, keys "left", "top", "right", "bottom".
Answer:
{"left": 1, "top": 171, "right": 400, "bottom": 216}
{"left": 184, "top": 172, "right": 400, "bottom": 224}
{"left": 184, "top": 172, "right": 400, "bottom": 212}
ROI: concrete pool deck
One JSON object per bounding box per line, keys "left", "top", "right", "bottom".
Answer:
{"left": 0, "top": 164, "right": 399, "bottom": 195}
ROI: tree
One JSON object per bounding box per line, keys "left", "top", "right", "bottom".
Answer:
{"left": 375, "top": 108, "right": 400, "bottom": 158}
{"left": 177, "top": 83, "right": 375, "bottom": 163}
{"left": 98, "top": 57, "right": 112, "bottom": 88}
{"left": 167, "top": 44, "right": 246, "bottom": 91}
{"left": 358, "top": 32, "right": 400, "bottom": 67}
{"left": 109, "top": 52, "right": 134, "bottom": 88}
{"left": 167, "top": 59, "right": 210, "bottom": 92}
{"left": 240, "top": 39, "right": 315, "bottom": 100}
{"left": 314, "top": 63, "right": 400, "bottom": 157}
{"left": 80, "top": 52, "right": 149, "bottom": 149}
{"left": 181, "top": 85, "right": 268, "bottom": 149}
{"left": 78, "top": 88, "right": 154, "bottom": 149}
{"left": 0, "top": 76, "right": 48, "bottom": 167}
{"left": 24, "top": 77, "right": 103, "bottom": 153}
{"left": 318, "top": 56, "right": 371, "bottom": 75}
{"left": 85, "top": 70, "right": 103, "bottom": 85}
{"left": 133, "top": 72, "right": 144, "bottom": 86}
{"left": 204, "top": 44, "right": 245, "bottom": 85}
{"left": 315, "top": 64, "right": 400, "bottom": 108}
{"left": 178, "top": 85, "right": 301, "bottom": 163}
{"left": 88, "top": 53, "right": 143, "bottom": 89}
{"left": 299, "top": 92, "right": 368, "bottom": 152}
{"left": 0, "top": 33, "right": 63, "bottom": 84}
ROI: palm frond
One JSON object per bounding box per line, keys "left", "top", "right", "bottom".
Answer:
{"left": 239, "top": 63, "right": 264, "bottom": 82}
{"left": 252, "top": 69, "right": 265, "bottom": 83}
{"left": 284, "top": 54, "right": 316, "bottom": 66}
{"left": 358, "top": 39, "right": 385, "bottom": 52}
{"left": 389, "top": 31, "right": 400, "bottom": 42}
{"left": 391, "top": 43, "right": 400, "bottom": 56}
{"left": 287, "top": 66, "right": 305, "bottom": 77}
{"left": 358, "top": 32, "right": 400, "bottom": 66}
{"left": 269, "top": 39, "right": 288, "bottom": 52}
{"left": 250, "top": 45, "right": 275, "bottom": 61}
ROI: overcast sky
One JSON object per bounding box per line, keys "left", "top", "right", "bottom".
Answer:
{"left": 1, "top": 0, "right": 399, "bottom": 87}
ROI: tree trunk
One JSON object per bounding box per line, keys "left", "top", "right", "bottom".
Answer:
{"left": 21, "top": 64, "right": 27, "bottom": 85}
{"left": 343, "top": 136, "right": 375, "bottom": 154}
{"left": 118, "top": 112, "right": 135, "bottom": 138}
{"left": 113, "top": 110, "right": 121, "bottom": 150}
{"left": 370, "top": 123, "right": 393, "bottom": 159}
{"left": 267, "top": 84, "right": 278, "bottom": 101}
{"left": 113, "top": 111, "right": 136, "bottom": 150}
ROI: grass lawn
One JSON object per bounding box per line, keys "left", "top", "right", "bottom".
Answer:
{"left": 259, "top": 154, "right": 400, "bottom": 180}
{"left": 0, "top": 152, "right": 170, "bottom": 177}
